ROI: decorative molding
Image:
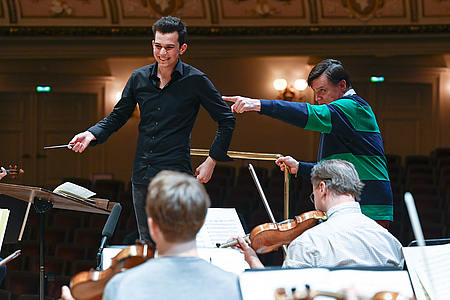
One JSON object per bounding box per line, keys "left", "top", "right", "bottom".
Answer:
{"left": 209, "top": 0, "right": 219, "bottom": 24}
{"left": 308, "top": 0, "right": 318, "bottom": 23}
{"left": 0, "top": 24, "right": 449, "bottom": 37}
{"left": 6, "top": 0, "right": 18, "bottom": 24}
{"left": 410, "top": 0, "right": 418, "bottom": 22}
{"left": 108, "top": 0, "right": 120, "bottom": 24}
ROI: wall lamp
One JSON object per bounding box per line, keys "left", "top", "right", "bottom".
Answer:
{"left": 273, "top": 78, "right": 308, "bottom": 101}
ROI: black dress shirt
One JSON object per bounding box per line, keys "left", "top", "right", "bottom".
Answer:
{"left": 88, "top": 60, "right": 235, "bottom": 185}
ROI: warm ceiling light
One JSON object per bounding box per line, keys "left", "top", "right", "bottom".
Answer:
{"left": 273, "top": 79, "right": 287, "bottom": 91}
{"left": 294, "top": 79, "right": 308, "bottom": 91}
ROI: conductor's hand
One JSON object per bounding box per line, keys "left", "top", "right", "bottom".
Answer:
{"left": 234, "top": 236, "right": 264, "bottom": 269}
{"left": 0, "top": 167, "right": 7, "bottom": 180}
{"left": 222, "top": 96, "right": 261, "bottom": 114}
{"left": 69, "top": 131, "right": 96, "bottom": 153}
{"left": 195, "top": 156, "right": 216, "bottom": 183}
{"left": 275, "top": 156, "right": 299, "bottom": 175}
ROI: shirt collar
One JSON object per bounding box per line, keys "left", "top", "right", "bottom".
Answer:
{"left": 326, "top": 201, "right": 361, "bottom": 219}
{"left": 150, "top": 59, "right": 184, "bottom": 80}
{"left": 343, "top": 88, "right": 356, "bottom": 96}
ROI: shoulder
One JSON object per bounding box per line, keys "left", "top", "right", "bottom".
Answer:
{"left": 181, "top": 61, "right": 206, "bottom": 77}
{"left": 129, "top": 64, "right": 154, "bottom": 79}
{"left": 331, "top": 94, "right": 371, "bottom": 109}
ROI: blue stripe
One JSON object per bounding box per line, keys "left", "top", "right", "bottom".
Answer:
{"left": 320, "top": 131, "right": 387, "bottom": 158}
{"left": 260, "top": 100, "right": 308, "bottom": 128}
{"left": 360, "top": 180, "right": 393, "bottom": 206}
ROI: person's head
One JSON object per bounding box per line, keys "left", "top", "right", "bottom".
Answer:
{"left": 307, "top": 59, "right": 352, "bottom": 105}
{"left": 146, "top": 170, "right": 210, "bottom": 243}
{"left": 151, "top": 16, "right": 188, "bottom": 70}
{"left": 310, "top": 159, "right": 364, "bottom": 211}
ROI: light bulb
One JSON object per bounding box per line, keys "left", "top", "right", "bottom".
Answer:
{"left": 273, "top": 79, "right": 288, "bottom": 91}
{"left": 294, "top": 79, "right": 307, "bottom": 91}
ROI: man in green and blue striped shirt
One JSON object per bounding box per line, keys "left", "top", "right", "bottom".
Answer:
{"left": 223, "top": 59, "right": 393, "bottom": 228}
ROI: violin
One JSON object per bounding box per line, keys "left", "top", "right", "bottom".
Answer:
{"left": 218, "top": 210, "right": 327, "bottom": 254}
{"left": 1, "top": 165, "right": 24, "bottom": 179}
{"left": 69, "top": 242, "right": 155, "bottom": 300}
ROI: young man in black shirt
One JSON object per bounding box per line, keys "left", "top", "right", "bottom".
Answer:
{"left": 68, "top": 17, "right": 235, "bottom": 242}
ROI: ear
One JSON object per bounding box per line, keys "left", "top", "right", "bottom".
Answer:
{"left": 319, "top": 181, "right": 327, "bottom": 193}
{"left": 338, "top": 79, "right": 347, "bottom": 92}
{"left": 148, "top": 217, "right": 157, "bottom": 237}
{"left": 179, "top": 43, "right": 187, "bottom": 55}
{"left": 152, "top": 40, "right": 155, "bottom": 47}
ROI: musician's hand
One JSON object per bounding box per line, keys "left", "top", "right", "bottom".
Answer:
{"left": 0, "top": 167, "right": 7, "bottom": 180}
{"left": 275, "top": 156, "right": 299, "bottom": 175}
{"left": 69, "top": 131, "right": 96, "bottom": 153}
{"left": 236, "top": 236, "right": 264, "bottom": 269}
{"left": 61, "top": 285, "right": 75, "bottom": 300}
{"left": 222, "top": 96, "right": 261, "bottom": 114}
{"left": 195, "top": 156, "right": 216, "bottom": 183}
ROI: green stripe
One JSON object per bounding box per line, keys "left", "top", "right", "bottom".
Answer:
{"left": 322, "top": 153, "right": 389, "bottom": 181}
{"left": 360, "top": 205, "right": 393, "bottom": 221}
{"left": 331, "top": 99, "right": 380, "bottom": 133}
{"left": 305, "top": 104, "right": 332, "bottom": 133}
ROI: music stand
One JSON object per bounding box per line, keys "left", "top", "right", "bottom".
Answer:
{"left": 0, "top": 182, "right": 115, "bottom": 300}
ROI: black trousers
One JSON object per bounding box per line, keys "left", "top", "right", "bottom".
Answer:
{"left": 132, "top": 183, "right": 152, "bottom": 242}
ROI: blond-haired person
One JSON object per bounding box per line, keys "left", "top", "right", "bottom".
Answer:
{"left": 102, "top": 171, "right": 240, "bottom": 300}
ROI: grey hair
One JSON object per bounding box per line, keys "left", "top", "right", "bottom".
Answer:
{"left": 311, "top": 159, "right": 365, "bottom": 201}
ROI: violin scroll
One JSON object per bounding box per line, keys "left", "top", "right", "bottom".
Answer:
{"left": 1, "top": 164, "right": 24, "bottom": 179}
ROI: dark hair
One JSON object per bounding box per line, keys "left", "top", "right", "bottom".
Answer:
{"left": 152, "top": 16, "right": 187, "bottom": 47}
{"left": 307, "top": 59, "right": 352, "bottom": 89}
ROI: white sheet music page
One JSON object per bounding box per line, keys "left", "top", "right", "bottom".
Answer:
{"left": 196, "top": 208, "right": 246, "bottom": 248}
{"left": 239, "top": 268, "right": 414, "bottom": 300}
{"left": 0, "top": 209, "right": 10, "bottom": 252}
{"left": 402, "top": 243, "right": 450, "bottom": 300}
{"left": 53, "top": 182, "right": 96, "bottom": 200}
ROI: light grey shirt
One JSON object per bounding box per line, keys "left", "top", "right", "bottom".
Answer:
{"left": 103, "top": 256, "right": 241, "bottom": 300}
{"left": 282, "top": 202, "right": 404, "bottom": 269}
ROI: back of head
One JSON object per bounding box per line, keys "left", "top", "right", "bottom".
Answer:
{"left": 311, "top": 159, "right": 364, "bottom": 200}
{"left": 152, "top": 16, "right": 187, "bottom": 46}
{"left": 146, "top": 170, "right": 210, "bottom": 242}
{"left": 307, "top": 59, "right": 352, "bottom": 89}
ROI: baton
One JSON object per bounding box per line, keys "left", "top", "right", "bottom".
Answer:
{"left": 43, "top": 144, "right": 74, "bottom": 150}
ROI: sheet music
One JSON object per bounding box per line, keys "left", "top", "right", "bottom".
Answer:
{"left": 196, "top": 208, "right": 246, "bottom": 248}
{"left": 239, "top": 268, "right": 414, "bottom": 300}
{"left": 402, "top": 243, "right": 450, "bottom": 300}
{"left": 53, "top": 182, "right": 96, "bottom": 201}
{"left": 0, "top": 209, "right": 9, "bottom": 251}
{"left": 197, "top": 247, "right": 249, "bottom": 274}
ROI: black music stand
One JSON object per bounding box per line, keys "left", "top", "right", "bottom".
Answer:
{"left": 0, "top": 182, "right": 115, "bottom": 300}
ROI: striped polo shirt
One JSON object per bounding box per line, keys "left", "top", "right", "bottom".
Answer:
{"left": 260, "top": 93, "right": 393, "bottom": 221}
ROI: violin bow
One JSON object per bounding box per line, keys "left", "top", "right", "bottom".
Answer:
{"left": 248, "top": 163, "right": 287, "bottom": 254}
{"left": 0, "top": 250, "right": 21, "bottom": 267}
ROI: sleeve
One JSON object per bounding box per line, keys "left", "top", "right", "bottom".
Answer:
{"left": 88, "top": 73, "right": 137, "bottom": 145}
{"left": 260, "top": 99, "right": 332, "bottom": 134}
{"left": 196, "top": 74, "right": 236, "bottom": 162}
{"left": 297, "top": 161, "right": 316, "bottom": 180}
